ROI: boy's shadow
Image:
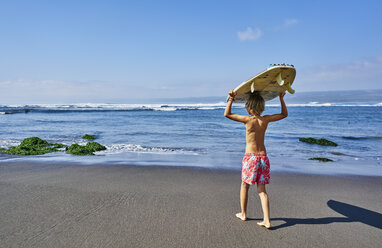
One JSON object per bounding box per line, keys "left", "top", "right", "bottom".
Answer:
{"left": 247, "top": 200, "right": 382, "bottom": 230}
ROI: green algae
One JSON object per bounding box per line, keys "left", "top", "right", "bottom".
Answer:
{"left": 53, "top": 143, "right": 66, "bottom": 148}
{"left": 0, "top": 137, "right": 107, "bottom": 157}
{"left": 0, "top": 137, "right": 65, "bottom": 155}
{"left": 86, "top": 142, "right": 106, "bottom": 152}
{"left": 309, "top": 157, "right": 333, "bottom": 162}
{"left": 299, "top": 137, "right": 338, "bottom": 147}
{"left": 66, "top": 142, "right": 106, "bottom": 155}
{"left": 82, "top": 134, "right": 96, "bottom": 140}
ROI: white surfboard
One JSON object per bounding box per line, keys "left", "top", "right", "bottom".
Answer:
{"left": 228, "top": 64, "right": 296, "bottom": 102}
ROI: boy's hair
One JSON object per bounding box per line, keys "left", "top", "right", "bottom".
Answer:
{"left": 245, "top": 92, "right": 265, "bottom": 115}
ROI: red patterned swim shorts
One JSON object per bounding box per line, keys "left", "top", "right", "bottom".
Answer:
{"left": 242, "top": 153, "right": 270, "bottom": 185}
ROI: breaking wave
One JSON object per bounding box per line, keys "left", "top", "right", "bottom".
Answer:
{"left": 0, "top": 103, "right": 229, "bottom": 114}
{"left": 342, "top": 136, "right": 382, "bottom": 140}
{"left": 95, "top": 144, "right": 203, "bottom": 155}
{"left": 1, "top": 101, "right": 381, "bottom": 114}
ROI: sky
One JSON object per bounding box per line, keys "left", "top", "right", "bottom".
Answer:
{"left": 1, "top": 0, "right": 382, "bottom": 104}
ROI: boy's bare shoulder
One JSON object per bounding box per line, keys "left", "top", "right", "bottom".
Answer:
{"left": 227, "top": 114, "right": 251, "bottom": 123}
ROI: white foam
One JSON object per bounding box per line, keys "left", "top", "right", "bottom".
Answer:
{"left": 95, "top": 144, "right": 199, "bottom": 155}
{"left": 1, "top": 101, "right": 381, "bottom": 111}
{"left": 268, "top": 102, "right": 382, "bottom": 107}
{"left": 3, "top": 103, "right": 228, "bottom": 111}
{"left": 0, "top": 139, "right": 21, "bottom": 148}
{"left": 153, "top": 107, "right": 177, "bottom": 111}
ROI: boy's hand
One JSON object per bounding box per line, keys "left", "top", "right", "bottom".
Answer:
{"left": 228, "top": 89, "right": 237, "bottom": 98}
{"left": 280, "top": 91, "right": 286, "bottom": 98}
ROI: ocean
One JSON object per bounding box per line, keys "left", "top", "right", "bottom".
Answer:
{"left": 1, "top": 96, "right": 382, "bottom": 176}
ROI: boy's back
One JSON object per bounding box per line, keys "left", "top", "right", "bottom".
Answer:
{"left": 245, "top": 116, "right": 268, "bottom": 154}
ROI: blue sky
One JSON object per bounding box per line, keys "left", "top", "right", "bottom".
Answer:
{"left": 1, "top": 0, "right": 381, "bottom": 103}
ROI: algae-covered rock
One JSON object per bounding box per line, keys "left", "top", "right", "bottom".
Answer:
{"left": 299, "top": 137, "right": 338, "bottom": 147}
{"left": 67, "top": 142, "right": 106, "bottom": 155}
{"left": 67, "top": 144, "right": 93, "bottom": 155}
{"left": 86, "top": 142, "right": 106, "bottom": 152}
{"left": 52, "top": 143, "right": 66, "bottom": 148}
{"left": 0, "top": 148, "right": 8, "bottom": 153}
{"left": 0, "top": 137, "right": 65, "bottom": 155}
{"left": 82, "top": 134, "right": 96, "bottom": 140}
{"left": 0, "top": 136, "right": 106, "bottom": 156}
{"left": 20, "top": 137, "right": 50, "bottom": 147}
{"left": 309, "top": 157, "right": 333, "bottom": 162}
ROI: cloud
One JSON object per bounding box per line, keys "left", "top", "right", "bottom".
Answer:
{"left": 274, "top": 18, "right": 299, "bottom": 30}
{"left": 0, "top": 79, "right": 144, "bottom": 104}
{"left": 0, "top": 78, "right": 226, "bottom": 104}
{"left": 297, "top": 57, "right": 382, "bottom": 91}
{"left": 284, "top": 18, "right": 298, "bottom": 27}
{"left": 237, "top": 27, "right": 262, "bottom": 41}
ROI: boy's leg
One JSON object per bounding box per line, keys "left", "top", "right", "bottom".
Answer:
{"left": 236, "top": 181, "right": 250, "bottom": 221}
{"left": 256, "top": 183, "right": 271, "bottom": 228}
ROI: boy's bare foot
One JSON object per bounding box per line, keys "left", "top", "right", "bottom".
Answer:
{"left": 235, "top": 213, "right": 247, "bottom": 221}
{"left": 257, "top": 221, "right": 271, "bottom": 229}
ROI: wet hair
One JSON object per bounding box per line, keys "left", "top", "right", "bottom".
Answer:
{"left": 245, "top": 92, "right": 265, "bottom": 115}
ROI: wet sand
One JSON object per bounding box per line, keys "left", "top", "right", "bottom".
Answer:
{"left": 0, "top": 161, "right": 381, "bottom": 248}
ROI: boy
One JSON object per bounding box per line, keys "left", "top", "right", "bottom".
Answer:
{"left": 224, "top": 90, "right": 288, "bottom": 229}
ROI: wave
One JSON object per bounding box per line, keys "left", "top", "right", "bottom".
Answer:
{"left": 268, "top": 102, "right": 382, "bottom": 107}
{"left": 342, "top": 136, "right": 382, "bottom": 140}
{"left": 0, "top": 103, "right": 230, "bottom": 114}
{"left": 95, "top": 144, "right": 202, "bottom": 155}
{"left": 1, "top": 101, "right": 381, "bottom": 114}
{"left": 0, "top": 139, "right": 21, "bottom": 148}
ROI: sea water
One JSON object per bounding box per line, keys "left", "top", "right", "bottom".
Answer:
{"left": 0, "top": 102, "right": 381, "bottom": 176}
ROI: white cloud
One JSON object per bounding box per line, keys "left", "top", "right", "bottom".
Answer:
{"left": 284, "top": 18, "right": 298, "bottom": 27}
{"left": 0, "top": 79, "right": 144, "bottom": 104}
{"left": 237, "top": 27, "right": 262, "bottom": 41}
{"left": 274, "top": 18, "right": 299, "bottom": 30}
{"left": 297, "top": 57, "right": 382, "bottom": 91}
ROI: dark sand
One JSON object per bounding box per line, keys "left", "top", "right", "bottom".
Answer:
{"left": 0, "top": 161, "right": 381, "bottom": 248}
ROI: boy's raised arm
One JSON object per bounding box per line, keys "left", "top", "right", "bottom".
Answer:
{"left": 224, "top": 90, "right": 249, "bottom": 123}
{"left": 264, "top": 92, "right": 288, "bottom": 122}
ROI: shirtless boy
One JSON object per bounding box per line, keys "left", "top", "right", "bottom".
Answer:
{"left": 224, "top": 90, "right": 288, "bottom": 229}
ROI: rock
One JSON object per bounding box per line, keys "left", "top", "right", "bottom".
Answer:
{"left": 86, "top": 142, "right": 106, "bottom": 152}
{"left": 66, "top": 142, "right": 106, "bottom": 156}
{"left": 82, "top": 134, "right": 96, "bottom": 140}
{"left": 309, "top": 157, "right": 333, "bottom": 162}
{"left": 67, "top": 144, "right": 93, "bottom": 155}
{"left": 299, "top": 137, "right": 338, "bottom": 146}
{"left": 0, "top": 137, "right": 66, "bottom": 155}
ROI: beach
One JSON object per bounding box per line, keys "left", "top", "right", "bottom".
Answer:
{"left": 1, "top": 161, "right": 381, "bottom": 248}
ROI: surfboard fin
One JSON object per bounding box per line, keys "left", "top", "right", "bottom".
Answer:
{"left": 275, "top": 73, "right": 284, "bottom": 86}
{"left": 251, "top": 82, "right": 255, "bottom": 93}
{"left": 286, "top": 83, "right": 295, "bottom": 94}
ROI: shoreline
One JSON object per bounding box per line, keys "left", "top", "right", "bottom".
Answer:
{"left": 1, "top": 161, "right": 381, "bottom": 247}
{"left": 1, "top": 156, "right": 382, "bottom": 178}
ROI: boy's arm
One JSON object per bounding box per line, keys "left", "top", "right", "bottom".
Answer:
{"left": 263, "top": 92, "right": 288, "bottom": 122}
{"left": 224, "top": 90, "right": 250, "bottom": 123}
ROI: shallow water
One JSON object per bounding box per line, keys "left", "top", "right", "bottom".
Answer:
{"left": 0, "top": 103, "right": 381, "bottom": 176}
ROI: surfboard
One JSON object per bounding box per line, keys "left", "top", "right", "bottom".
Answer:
{"left": 228, "top": 64, "right": 296, "bottom": 103}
